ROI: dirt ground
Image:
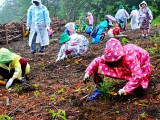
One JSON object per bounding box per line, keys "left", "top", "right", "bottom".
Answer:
{"left": 0, "top": 26, "right": 160, "bottom": 120}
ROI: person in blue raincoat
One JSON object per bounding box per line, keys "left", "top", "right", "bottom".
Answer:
{"left": 26, "top": 0, "right": 50, "bottom": 54}
{"left": 91, "top": 15, "right": 114, "bottom": 43}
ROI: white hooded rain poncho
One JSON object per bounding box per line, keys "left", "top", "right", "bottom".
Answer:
{"left": 56, "top": 33, "right": 89, "bottom": 62}
{"left": 130, "top": 7, "right": 140, "bottom": 30}
{"left": 27, "top": 0, "right": 50, "bottom": 47}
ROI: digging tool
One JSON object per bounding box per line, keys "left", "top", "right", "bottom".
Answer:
{"left": 117, "top": 34, "right": 127, "bottom": 37}
{"left": 0, "top": 80, "right": 6, "bottom": 85}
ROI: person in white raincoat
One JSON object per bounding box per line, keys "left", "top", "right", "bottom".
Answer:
{"left": 130, "top": 6, "right": 140, "bottom": 30}
{"left": 27, "top": 0, "right": 50, "bottom": 54}
{"left": 115, "top": 5, "right": 130, "bottom": 31}
{"left": 138, "top": 1, "right": 153, "bottom": 38}
{"left": 56, "top": 33, "right": 89, "bottom": 62}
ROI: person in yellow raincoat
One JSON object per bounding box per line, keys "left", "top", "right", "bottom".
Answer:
{"left": 0, "top": 48, "right": 30, "bottom": 88}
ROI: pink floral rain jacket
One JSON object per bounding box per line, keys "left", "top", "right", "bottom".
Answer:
{"left": 87, "top": 12, "right": 94, "bottom": 25}
{"left": 85, "top": 38, "right": 151, "bottom": 93}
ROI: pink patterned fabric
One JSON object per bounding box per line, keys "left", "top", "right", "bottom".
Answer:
{"left": 85, "top": 38, "right": 151, "bottom": 93}
{"left": 48, "top": 28, "right": 53, "bottom": 36}
{"left": 104, "top": 38, "right": 124, "bottom": 62}
{"left": 87, "top": 14, "right": 94, "bottom": 25}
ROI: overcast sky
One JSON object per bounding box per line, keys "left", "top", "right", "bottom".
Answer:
{"left": 0, "top": 0, "right": 6, "bottom": 6}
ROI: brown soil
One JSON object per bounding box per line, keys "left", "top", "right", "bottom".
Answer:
{"left": 0, "top": 26, "right": 160, "bottom": 120}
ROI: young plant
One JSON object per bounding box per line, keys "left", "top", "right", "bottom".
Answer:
{"left": 0, "top": 114, "right": 12, "bottom": 120}
{"left": 140, "top": 111, "right": 147, "bottom": 118}
{"left": 49, "top": 109, "right": 66, "bottom": 120}
{"left": 50, "top": 94, "right": 56, "bottom": 101}
{"left": 121, "top": 37, "right": 129, "bottom": 44}
{"left": 34, "top": 90, "right": 40, "bottom": 98}
{"left": 33, "top": 84, "right": 39, "bottom": 90}
{"left": 14, "top": 84, "right": 23, "bottom": 94}
{"left": 97, "top": 75, "right": 114, "bottom": 100}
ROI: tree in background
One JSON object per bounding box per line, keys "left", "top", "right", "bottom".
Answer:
{"left": 0, "top": 0, "right": 159, "bottom": 24}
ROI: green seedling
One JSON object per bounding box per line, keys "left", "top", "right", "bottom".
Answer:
{"left": 33, "top": 84, "right": 39, "bottom": 89}
{"left": 14, "top": 84, "right": 23, "bottom": 94}
{"left": 60, "top": 97, "right": 66, "bottom": 101}
{"left": 140, "top": 112, "right": 147, "bottom": 118}
{"left": 0, "top": 114, "right": 12, "bottom": 120}
{"left": 86, "top": 85, "right": 92, "bottom": 91}
{"left": 97, "top": 75, "right": 115, "bottom": 99}
{"left": 50, "top": 94, "right": 56, "bottom": 101}
{"left": 122, "top": 37, "right": 129, "bottom": 44}
{"left": 49, "top": 109, "right": 66, "bottom": 120}
{"left": 34, "top": 90, "right": 40, "bottom": 98}
{"left": 58, "top": 88, "right": 65, "bottom": 94}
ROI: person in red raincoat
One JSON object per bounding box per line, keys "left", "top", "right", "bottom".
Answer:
{"left": 108, "top": 24, "right": 121, "bottom": 38}
{"left": 83, "top": 38, "right": 151, "bottom": 100}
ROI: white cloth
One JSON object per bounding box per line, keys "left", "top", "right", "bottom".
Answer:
{"left": 65, "top": 22, "right": 76, "bottom": 35}
{"left": 108, "top": 28, "right": 114, "bottom": 38}
{"left": 130, "top": 10, "right": 140, "bottom": 30}
{"left": 29, "top": 24, "right": 49, "bottom": 46}
{"left": 83, "top": 73, "right": 90, "bottom": 80}
{"left": 115, "top": 9, "right": 130, "bottom": 20}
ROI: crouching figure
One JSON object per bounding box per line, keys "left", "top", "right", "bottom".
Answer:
{"left": 0, "top": 48, "right": 30, "bottom": 88}
{"left": 83, "top": 38, "right": 151, "bottom": 100}
{"left": 56, "top": 33, "right": 89, "bottom": 62}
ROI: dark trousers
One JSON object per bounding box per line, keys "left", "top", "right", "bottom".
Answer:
{"left": 31, "top": 32, "right": 45, "bottom": 53}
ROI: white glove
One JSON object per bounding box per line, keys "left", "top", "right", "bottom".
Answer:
{"left": 46, "top": 26, "right": 50, "bottom": 31}
{"left": 83, "top": 74, "right": 90, "bottom": 84}
{"left": 118, "top": 88, "right": 126, "bottom": 96}
{"left": 56, "top": 57, "right": 60, "bottom": 62}
{"left": 61, "top": 54, "right": 67, "bottom": 60}
{"left": 27, "top": 27, "right": 30, "bottom": 30}
{"left": 6, "top": 78, "right": 14, "bottom": 88}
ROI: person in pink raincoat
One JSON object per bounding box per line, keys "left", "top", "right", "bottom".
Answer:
{"left": 87, "top": 12, "right": 94, "bottom": 26}
{"left": 83, "top": 38, "right": 151, "bottom": 99}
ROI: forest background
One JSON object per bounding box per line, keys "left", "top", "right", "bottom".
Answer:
{"left": 0, "top": 0, "right": 160, "bottom": 25}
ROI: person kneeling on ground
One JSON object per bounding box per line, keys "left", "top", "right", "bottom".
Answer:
{"left": 83, "top": 38, "right": 151, "bottom": 100}
{"left": 0, "top": 48, "right": 30, "bottom": 88}
{"left": 56, "top": 33, "right": 89, "bottom": 62}
{"left": 108, "top": 23, "right": 121, "bottom": 38}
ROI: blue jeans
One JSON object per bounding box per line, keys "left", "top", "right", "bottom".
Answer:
{"left": 31, "top": 32, "right": 45, "bottom": 53}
